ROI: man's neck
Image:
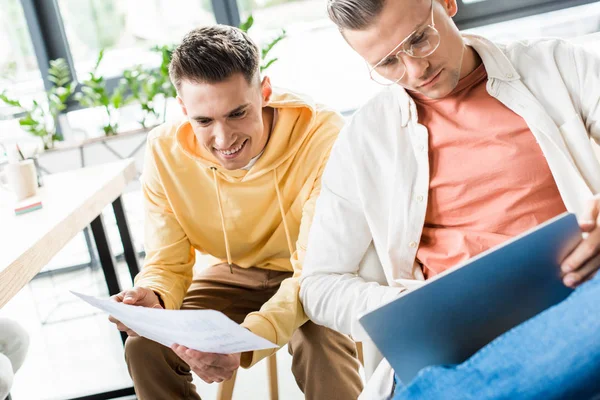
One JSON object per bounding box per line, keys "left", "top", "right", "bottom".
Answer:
{"left": 259, "top": 106, "right": 275, "bottom": 153}
{"left": 241, "top": 107, "right": 275, "bottom": 171}
{"left": 459, "top": 45, "right": 483, "bottom": 80}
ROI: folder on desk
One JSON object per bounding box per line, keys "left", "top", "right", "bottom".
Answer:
{"left": 359, "top": 212, "right": 582, "bottom": 383}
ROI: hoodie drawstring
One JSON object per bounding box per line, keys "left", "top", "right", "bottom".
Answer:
{"left": 274, "top": 169, "right": 295, "bottom": 258}
{"left": 211, "top": 167, "right": 233, "bottom": 274}
{"left": 210, "top": 166, "right": 295, "bottom": 275}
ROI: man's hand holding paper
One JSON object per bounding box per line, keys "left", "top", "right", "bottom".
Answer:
{"left": 73, "top": 291, "right": 276, "bottom": 357}
{"left": 172, "top": 345, "right": 241, "bottom": 384}
{"left": 108, "top": 287, "right": 163, "bottom": 337}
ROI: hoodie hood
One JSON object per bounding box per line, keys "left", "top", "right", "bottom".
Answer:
{"left": 175, "top": 88, "right": 317, "bottom": 183}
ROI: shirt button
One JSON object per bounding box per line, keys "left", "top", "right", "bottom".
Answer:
{"left": 417, "top": 145, "right": 425, "bottom": 152}
{"left": 409, "top": 241, "right": 418, "bottom": 248}
{"left": 506, "top": 73, "right": 514, "bottom": 79}
{"left": 416, "top": 195, "right": 424, "bottom": 202}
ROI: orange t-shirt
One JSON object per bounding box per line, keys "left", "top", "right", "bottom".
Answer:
{"left": 411, "top": 63, "right": 567, "bottom": 279}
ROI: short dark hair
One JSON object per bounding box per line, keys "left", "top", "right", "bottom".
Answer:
{"left": 169, "top": 25, "right": 260, "bottom": 91}
{"left": 327, "top": 0, "right": 386, "bottom": 31}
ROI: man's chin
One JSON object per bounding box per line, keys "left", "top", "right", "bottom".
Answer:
{"left": 218, "top": 158, "right": 250, "bottom": 171}
{"left": 418, "top": 82, "right": 455, "bottom": 100}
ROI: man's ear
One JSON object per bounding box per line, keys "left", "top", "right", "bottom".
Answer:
{"left": 441, "top": 0, "right": 459, "bottom": 18}
{"left": 177, "top": 96, "right": 188, "bottom": 116}
{"left": 261, "top": 76, "right": 273, "bottom": 106}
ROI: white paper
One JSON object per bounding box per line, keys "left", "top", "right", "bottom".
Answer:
{"left": 71, "top": 291, "right": 277, "bottom": 354}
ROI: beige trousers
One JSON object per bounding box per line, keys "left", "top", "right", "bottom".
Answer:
{"left": 125, "top": 263, "right": 363, "bottom": 399}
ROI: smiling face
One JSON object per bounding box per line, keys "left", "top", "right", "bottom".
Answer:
{"left": 343, "top": 0, "right": 476, "bottom": 99}
{"left": 177, "top": 74, "right": 273, "bottom": 170}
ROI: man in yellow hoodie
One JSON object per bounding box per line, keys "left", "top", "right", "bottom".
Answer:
{"left": 108, "top": 25, "right": 363, "bottom": 399}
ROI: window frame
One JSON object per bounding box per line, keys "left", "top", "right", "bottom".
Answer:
{"left": 10, "top": 0, "right": 600, "bottom": 116}
{"left": 454, "top": 0, "right": 599, "bottom": 29}
{"left": 17, "top": 0, "right": 242, "bottom": 113}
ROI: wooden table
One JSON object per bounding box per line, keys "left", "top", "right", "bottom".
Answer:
{"left": 0, "top": 159, "right": 140, "bottom": 400}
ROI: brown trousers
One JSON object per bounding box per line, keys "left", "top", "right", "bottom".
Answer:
{"left": 125, "top": 263, "right": 363, "bottom": 399}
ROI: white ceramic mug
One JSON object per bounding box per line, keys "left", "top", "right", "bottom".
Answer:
{"left": 0, "top": 160, "right": 38, "bottom": 201}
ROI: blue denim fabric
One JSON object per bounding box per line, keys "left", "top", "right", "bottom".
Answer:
{"left": 392, "top": 274, "right": 600, "bottom": 400}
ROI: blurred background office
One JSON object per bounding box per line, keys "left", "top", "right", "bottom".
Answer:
{"left": 0, "top": 1, "right": 599, "bottom": 399}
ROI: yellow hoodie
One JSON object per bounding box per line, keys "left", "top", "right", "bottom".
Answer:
{"left": 135, "top": 89, "right": 344, "bottom": 367}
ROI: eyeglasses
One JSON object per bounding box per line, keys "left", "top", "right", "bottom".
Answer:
{"left": 369, "top": 0, "right": 441, "bottom": 86}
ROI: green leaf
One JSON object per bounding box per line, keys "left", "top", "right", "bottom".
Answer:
{"left": 99, "top": 93, "right": 110, "bottom": 106}
{"left": 19, "top": 116, "right": 36, "bottom": 126}
{"left": 260, "top": 58, "right": 278, "bottom": 72}
{"left": 239, "top": 15, "right": 254, "bottom": 32}
{"left": 48, "top": 58, "right": 73, "bottom": 87}
{"left": 47, "top": 92, "right": 61, "bottom": 105}
{"left": 261, "top": 29, "right": 286, "bottom": 60}
{"left": 93, "top": 49, "right": 105, "bottom": 72}
{"left": 0, "top": 91, "right": 22, "bottom": 108}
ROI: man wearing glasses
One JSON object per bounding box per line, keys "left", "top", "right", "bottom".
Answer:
{"left": 300, "top": 0, "right": 600, "bottom": 398}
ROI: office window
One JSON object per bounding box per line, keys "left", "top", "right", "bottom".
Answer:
{"left": 464, "top": 1, "right": 600, "bottom": 41}
{"left": 236, "top": 0, "right": 380, "bottom": 113}
{"left": 237, "top": 0, "right": 329, "bottom": 34}
{"left": 0, "top": 0, "right": 44, "bottom": 106}
{"left": 57, "top": 0, "right": 217, "bottom": 78}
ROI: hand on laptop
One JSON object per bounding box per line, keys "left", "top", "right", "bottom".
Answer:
{"left": 561, "top": 194, "right": 600, "bottom": 288}
{"left": 171, "top": 345, "right": 241, "bottom": 384}
{"left": 108, "top": 287, "right": 163, "bottom": 336}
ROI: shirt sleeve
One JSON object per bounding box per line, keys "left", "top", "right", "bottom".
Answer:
{"left": 134, "top": 139, "right": 195, "bottom": 311}
{"left": 299, "top": 126, "right": 403, "bottom": 340}
{"left": 572, "top": 42, "right": 600, "bottom": 144}
{"left": 239, "top": 111, "right": 342, "bottom": 367}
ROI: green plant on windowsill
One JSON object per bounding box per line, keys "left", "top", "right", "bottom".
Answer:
{"left": 75, "top": 49, "right": 128, "bottom": 136}
{"left": 151, "top": 44, "right": 177, "bottom": 100}
{"left": 239, "top": 15, "right": 287, "bottom": 72}
{"left": 121, "top": 44, "right": 176, "bottom": 129}
{"left": 0, "top": 58, "right": 75, "bottom": 150}
{"left": 121, "top": 66, "right": 162, "bottom": 129}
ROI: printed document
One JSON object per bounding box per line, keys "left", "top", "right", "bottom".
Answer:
{"left": 72, "top": 291, "right": 277, "bottom": 354}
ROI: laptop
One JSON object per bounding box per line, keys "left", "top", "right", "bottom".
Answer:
{"left": 359, "top": 212, "right": 582, "bottom": 383}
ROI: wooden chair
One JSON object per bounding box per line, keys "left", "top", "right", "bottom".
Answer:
{"left": 217, "top": 353, "right": 279, "bottom": 400}
{"left": 216, "top": 343, "right": 364, "bottom": 400}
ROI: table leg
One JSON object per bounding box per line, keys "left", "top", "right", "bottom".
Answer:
{"left": 82, "top": 213, "right": 136, "bottom": 400}
{"left": 112, "top": 196, "right": 140, "bottom": 280}
{"left": 83, "top": 226, "right": 99, "bottom": 269}
{"left": 89, "top": 214, "right": 127, "bottom": 345}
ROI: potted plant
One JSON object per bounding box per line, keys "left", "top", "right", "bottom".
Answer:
{"left": 75, "top": 49, "right": 128, "bottom": 136}
{"left": 0, "top": 59, "right": 75, "bottom": 150}
{"left": 119, "top": 43, "right": 178, "bottom": 130}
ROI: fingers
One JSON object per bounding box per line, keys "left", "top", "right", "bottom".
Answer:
{"left": 563, "top": 252, "right": 600, "bottom": 288}
{"left": 561, "top": 228, "right": 600, "bottom": 276}
{"left": 183, "top": 349, "right": 240, "bottom": 370}
{"left": 108, "top": 315, "right": 138, "bottom": 336}
{"left": 114, "top": 287, "right": 161, "bottom": 308}
{"left": 579, "top": 196, "right": 600, "bottom": 232}
{"left": 171, "top": 345, "right": 237, "bottom": 384}
{"left": 194, "top": 365, "right": 234, "bottom": 384}
{"left": 109, "top": 288, "right": 159, "bottom": 337}
{"left": 122, "top": 287, "right": 147, "bottom": 305}
{"left": 110, "top": 292, "right": 126, "bottom": 303}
